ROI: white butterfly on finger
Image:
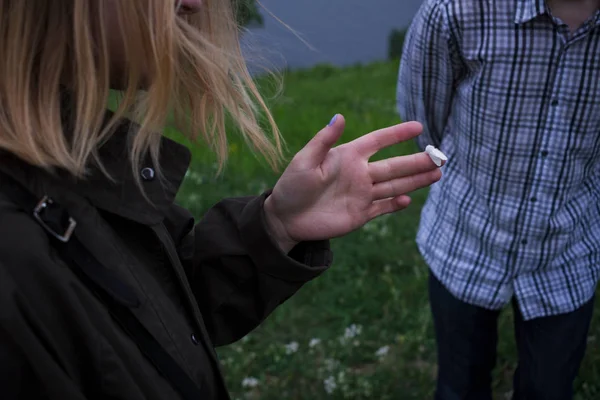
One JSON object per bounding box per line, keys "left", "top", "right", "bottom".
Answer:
{"left": 425, "top": 145, "right": 448, "bottom": 167}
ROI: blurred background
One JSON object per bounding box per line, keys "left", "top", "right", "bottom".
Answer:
{"left": 170, "top": 1, "right": 600, "bottom": 399}
{"left": 240, "top": 0, "right": 422, "bottom": 71}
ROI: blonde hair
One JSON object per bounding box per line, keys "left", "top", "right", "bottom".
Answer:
{"left": 0, "top": 0, "right": 282, "bottom": 179}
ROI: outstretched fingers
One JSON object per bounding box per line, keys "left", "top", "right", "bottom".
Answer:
{"left": 369, "top": 152, "right": 439, "bottom": 183}
{"left": 371, "top": 169, "right": 442, "bottom": 200}
{"left": 351, "top": 121, "right": 423, "bottom": 158}
{"left": 293, "top": 114, "right": 346, "bottom": 169}
{"left": 367, "top": 196, "right": 412, "bottom": 220}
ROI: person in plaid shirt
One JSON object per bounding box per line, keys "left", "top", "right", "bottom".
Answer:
{"left": 397, "top": 0, "right": 600, "bottom": 398}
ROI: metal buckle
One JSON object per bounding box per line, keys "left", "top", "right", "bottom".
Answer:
{"left": 33, "top": 196, "right": 77, "bottom": 243}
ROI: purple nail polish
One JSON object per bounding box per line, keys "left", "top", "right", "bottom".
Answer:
{"left": 328, "top": 114, "right": 338, "bottom": 127}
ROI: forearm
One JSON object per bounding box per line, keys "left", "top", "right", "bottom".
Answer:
{"left": 191, "top": 193, "right": 332, "bottom": 345}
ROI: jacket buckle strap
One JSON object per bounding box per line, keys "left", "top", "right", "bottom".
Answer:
{"left": 33, "top": 195, "right": 77, "bottom": 243}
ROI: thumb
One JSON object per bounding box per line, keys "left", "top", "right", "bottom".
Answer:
{"left": 298, "top": 114, "right": 346, "bottom": 168}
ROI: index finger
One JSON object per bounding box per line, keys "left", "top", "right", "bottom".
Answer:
{"left": 351, "top": 121, "right": 423, "bottom": 158}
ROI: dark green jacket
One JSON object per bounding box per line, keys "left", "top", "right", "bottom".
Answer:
{"left": 0, "top": 120, "right": 332, "bottom": 399}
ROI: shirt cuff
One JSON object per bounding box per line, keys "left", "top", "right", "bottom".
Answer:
{"left": 239, "top": 191, "right": 333, "bottom": 282}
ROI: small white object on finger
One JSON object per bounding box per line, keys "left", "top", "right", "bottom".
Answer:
{"left": 425, "top": 145, "right": 448, "bottom": 167}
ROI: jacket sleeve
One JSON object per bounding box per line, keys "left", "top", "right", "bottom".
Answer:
{"left": 396, "top": 0, "right": 464, "bottom": 151}
{"left": 181, "top": 192, "right": 333, "bottom": 347}
{"left": 0, "top": 267, "right": 86, "bottom": 400}
{"left": 0, "top": 327, "right": 44, "bottom": 399}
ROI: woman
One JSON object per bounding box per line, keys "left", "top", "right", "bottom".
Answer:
{"left": 0, "top": 0, "right": 443, "bottom": 399}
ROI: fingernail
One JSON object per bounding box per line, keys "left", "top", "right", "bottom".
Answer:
{"left": 328, "top": 114, "right": 338, "bottom": 127}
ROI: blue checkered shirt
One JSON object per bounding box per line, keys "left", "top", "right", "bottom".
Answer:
{"left": 397, "top": 0, "right": 600, "bottom": 320}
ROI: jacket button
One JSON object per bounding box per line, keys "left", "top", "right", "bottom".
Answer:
{"left": 191, "top": 333, "right": 200, "bottom": 346}
{"left": 140, "top": 167, "right": 155, "bottom": 181}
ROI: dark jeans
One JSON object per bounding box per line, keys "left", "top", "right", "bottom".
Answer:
{"left": 429, "top": 273, "right": 595, "bottom": 400}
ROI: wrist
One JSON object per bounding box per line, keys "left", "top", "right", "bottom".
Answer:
{"left": 263, "top": 196, "right": 298, "bottom": 254}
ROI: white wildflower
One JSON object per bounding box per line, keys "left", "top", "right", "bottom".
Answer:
{"left": 309, "top": 338, "right": 321, "bottom": 348}
{"left": 336, "top": 370, "right": 346, "bottom": 383}
{"left": 362, "top": 221, "right": 376, "bottom": 232}
{"left": 220, "top": 357, "right": 231, "bottom": 366}
{"left": 284, "top": 341, "right": 299, "bottom": 355}
{"left": 257, "top": 182, "right": 269, "bottom": 194}
{"left": 379, "top": 225, "right": 389, "bottom": 237}
{"left": 359, "top": 378, "right": 373, "bottom": 397}
{"left": 344, "top": 324, "right": 362, "bottom": 339}
{"left": 192, "top": 174, "right": 204, "bottom": 184}
{"left": 375, "top": 345, "right": 390, "bottom": 358}
{"left": 187, "top": 194, "right": 200, "bottom": 203}
{"left": 241, "top": 377, "right": 259, "bottom": 389}
{"left": 323, "top": 376, "right": 337, "bottom": 394}
{"left": 323, "top": 358, "right": 339, "bottom": 372}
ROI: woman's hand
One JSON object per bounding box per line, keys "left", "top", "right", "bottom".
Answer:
{"left": 264, "top": 114, "right": 444, "bottom": 253}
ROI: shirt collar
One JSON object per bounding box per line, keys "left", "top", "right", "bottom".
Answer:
{"left": 515, "top": 0, "right": 548, "bottom": 24}
{"left": 0, "top": 117, "right": 192, "bottom": 226}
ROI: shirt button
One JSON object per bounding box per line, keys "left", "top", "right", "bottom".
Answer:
{"left": 551, "top": 99, "right": 559, "bottom": 106}
{"left": 530, "top": 197, "right": 537, "bottom": 203}
{"left": 140, "top": 167, "right": 155, "bottom": 181}
{"left": 191, "top": 333, "right": 200, "bottom": 346}
{"left": 540, "top": 150, "right": 549, "bottom": 158}
{"left": 521, "top": 239, "right": 528, "bottom": 245}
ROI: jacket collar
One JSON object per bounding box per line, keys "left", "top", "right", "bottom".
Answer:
{"left": 514, "top": 0, "right": 547, "bottom": 24}
{"left": 0, "top": 117, "right": 191, "bottom": 226}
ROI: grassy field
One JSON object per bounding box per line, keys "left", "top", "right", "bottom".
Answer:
{"left": 171, "top": 60, "right": 600, "bottom": 399}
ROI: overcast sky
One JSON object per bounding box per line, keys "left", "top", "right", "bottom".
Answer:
{"left": 242, "top": 0, "right": 424, "bottom": 70}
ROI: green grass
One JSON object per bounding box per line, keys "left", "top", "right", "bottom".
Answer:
{"left": 172, "top": 60, "right": 600, "bottom": 399}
